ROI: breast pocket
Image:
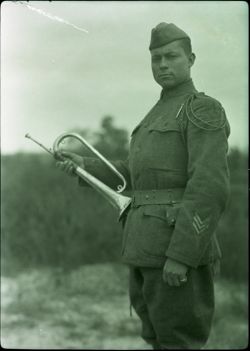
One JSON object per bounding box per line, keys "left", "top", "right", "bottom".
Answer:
{"left": 147, "top": 120, "right": 186, "bottom": 170}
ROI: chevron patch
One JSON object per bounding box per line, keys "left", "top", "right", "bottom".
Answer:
{"left": 192, "top": 213, "right": 209, "bottom": 235}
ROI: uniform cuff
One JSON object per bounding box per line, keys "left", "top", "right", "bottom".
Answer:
{"left": 165, "top": 249, "right": 199, "bottom": 268}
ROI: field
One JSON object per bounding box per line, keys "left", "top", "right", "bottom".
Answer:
{"left": 1, "top": 263, "right": 248, "bottom": 350}
{"left": 1, "top": 146, "right": 248, "bottom": 349}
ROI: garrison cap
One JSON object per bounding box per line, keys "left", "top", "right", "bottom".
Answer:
{"left": 149, "top": 22, "right": 190, "bottom": 50}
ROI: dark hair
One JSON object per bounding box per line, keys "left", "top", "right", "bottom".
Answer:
{"left": 178, "top": 38, "right": 192, "bottom": 56}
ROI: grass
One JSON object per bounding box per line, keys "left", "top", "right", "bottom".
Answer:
{"left": 1, "top": 263, "right": 248, "bottom": 349}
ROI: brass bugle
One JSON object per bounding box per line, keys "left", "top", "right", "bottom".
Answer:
{"left": 25, "top": 132, "right": 131, "bottom": 220}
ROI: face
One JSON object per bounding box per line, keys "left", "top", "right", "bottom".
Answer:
{"left": 151, "top": 40, "right": 195, "bottom": 89}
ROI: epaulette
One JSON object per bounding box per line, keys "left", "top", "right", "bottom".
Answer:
{"left": 184, "top": 93, "right": 227, "bottom": 131}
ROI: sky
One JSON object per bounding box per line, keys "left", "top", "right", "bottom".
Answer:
{"left": 1, "top": 0, "right": 248, "bottom": 154}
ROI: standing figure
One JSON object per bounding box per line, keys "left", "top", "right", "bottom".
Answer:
{"left": 56, "top": 22, "right": 230, "bottom": 350}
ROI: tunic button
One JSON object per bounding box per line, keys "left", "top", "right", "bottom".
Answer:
{"left": 145, "top": 195, "right": 149, "bottom": 199}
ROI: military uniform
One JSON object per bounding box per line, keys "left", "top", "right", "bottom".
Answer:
{"left": 79, "top": 24, "right": 230, "bottom": 349}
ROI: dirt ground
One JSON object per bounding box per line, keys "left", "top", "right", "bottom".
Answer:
{"left": 1, "top": 264, "right": 248, "bottom": 349}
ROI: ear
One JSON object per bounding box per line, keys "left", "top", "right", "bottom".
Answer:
{"left": 189, "top": 53, "right": 196, "bottom": 68}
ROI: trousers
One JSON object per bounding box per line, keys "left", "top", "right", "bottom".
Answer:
{"left": 129, "top": 264, "right": 215, "bottom": 349}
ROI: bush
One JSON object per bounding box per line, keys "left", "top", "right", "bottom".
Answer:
{"left": 216, "top": 148, "right": 248, "bottom": 283}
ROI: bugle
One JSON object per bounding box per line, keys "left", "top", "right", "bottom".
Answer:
{"left": 25, "top": 132, "right": 131, "bottom": 220}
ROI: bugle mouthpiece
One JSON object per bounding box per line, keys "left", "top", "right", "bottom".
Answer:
{"left": 25, "top": 133, "right": 54, "bottom": 156}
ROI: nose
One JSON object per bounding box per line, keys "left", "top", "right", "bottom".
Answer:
{"left": 159, "top": 56, "right": 169, "bottom": 69}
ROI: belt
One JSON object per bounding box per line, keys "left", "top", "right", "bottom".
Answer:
{"left": 131, "top": 188, "right": 185, "bottom": 207}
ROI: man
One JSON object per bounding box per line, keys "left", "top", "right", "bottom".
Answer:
{"left": 56, "top": 23, "right": 230, "bottom": 349}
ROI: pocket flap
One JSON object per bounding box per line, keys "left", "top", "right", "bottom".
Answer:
{"left": 149, "top": 119, "right": 180, "bottom": 133}
{"left": 143, "top": 206, "right": 167, "bottom": 221}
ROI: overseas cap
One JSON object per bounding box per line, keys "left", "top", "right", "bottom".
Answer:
{"left": 149, "top": 22, "right": 190, "bottom": 50}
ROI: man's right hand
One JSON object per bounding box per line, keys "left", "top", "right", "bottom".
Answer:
{"left": 54, "top": 151, "right": 84, "bottom": 177}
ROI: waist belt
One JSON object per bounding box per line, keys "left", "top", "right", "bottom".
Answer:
{"left": 131, "top": 188, "right": 185, "bottom": 207}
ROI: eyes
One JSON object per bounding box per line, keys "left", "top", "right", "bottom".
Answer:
{"left": 151, "top": 54, "right": 179, "bottom": 62}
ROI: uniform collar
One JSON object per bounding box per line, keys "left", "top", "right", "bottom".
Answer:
{"left": 160, "top": 78, "right": 197, "bottom": 99}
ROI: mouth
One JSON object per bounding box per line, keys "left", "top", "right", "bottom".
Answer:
{"left": 159, "top": 74, "right": 173, "bottom": 78}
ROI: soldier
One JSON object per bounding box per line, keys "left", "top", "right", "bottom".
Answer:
{"left": 56, "top": 23, "right": 230, "bottom": 349}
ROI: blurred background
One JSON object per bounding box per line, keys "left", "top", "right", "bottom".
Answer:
{"left": 1, "top": 1, "right": 248, "bottom": 349}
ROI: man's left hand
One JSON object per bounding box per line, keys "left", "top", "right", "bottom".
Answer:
{"left": 163, "top": 258, "right": 189, "bottom": 287}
